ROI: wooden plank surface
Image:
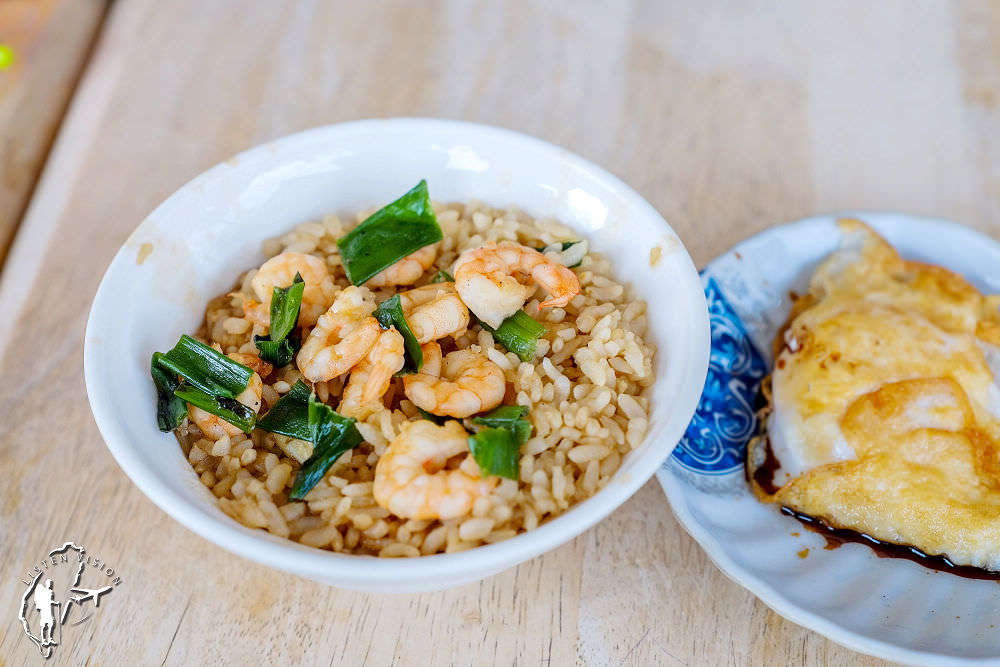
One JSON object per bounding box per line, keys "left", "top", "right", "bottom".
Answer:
{"left": 4, "top": 1, "right": 1000, "bottom": 664}
{"left": 0, "top": 0, "right": 107, "bottom": 266}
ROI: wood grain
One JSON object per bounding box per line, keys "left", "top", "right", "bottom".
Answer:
{"left": 5, "top": 1, "right": 1000, "bottom": 664}
{"left": 0, "top": 0, "right": 107, "bottom": 266}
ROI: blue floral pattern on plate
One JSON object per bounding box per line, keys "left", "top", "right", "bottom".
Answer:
{"left": 670, "top": 277, "right": 767, "bottom": 475}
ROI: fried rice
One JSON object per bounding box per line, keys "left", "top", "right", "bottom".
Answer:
{"left": 174, "top": 200, "right": 655, "bottom": 556}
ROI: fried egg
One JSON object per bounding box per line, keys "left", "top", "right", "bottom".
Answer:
{"left": 748, "top": 219, "right": 1000, "bottom": 570}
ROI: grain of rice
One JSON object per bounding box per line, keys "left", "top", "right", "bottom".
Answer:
{"left": 300, "top": 525, "right": 340, "bottom": 548}
{"left": 365, "top": 520, "right": 389, "bottom": 539}
{"left": 342, "top": 482, "right": 373, "bottom": 497}
{"left": 223, "top": 317, "right": 250, "bottom": 334}
{"left": 290, "top": 516, "right": 326, "bottom": 535}
{"left": 211, "top": 436, "right": 232, "bottom": 457}
{"left": 459, "top": 517, "right": 495, "bottom": 541}
{"left": 279, "top": 502, "right": 305, "bottom": 521}
{"left": 618, "top": 394, "right": 645, "bottom": 420}
{"left": 552, "top": 466, "right": 568, "bottom": 507}
{"left": 349, "top": 512, "right": 374, "bottom": 531}
{"left": 421, "top": 525, "right": 448, "bottom": 554}
{"left": 344, "top": 527, "right": 360, "bottom": 549}
{"left": 380, "top": 543, "right": 421, "bottom": 558}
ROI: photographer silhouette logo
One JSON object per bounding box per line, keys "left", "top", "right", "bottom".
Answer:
{"left": 18, "top": 542, "right": 121, "bottom": 659}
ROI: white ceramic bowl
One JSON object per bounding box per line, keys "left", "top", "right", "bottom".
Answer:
{"left": 84, "top": 118, "right": 709, "bottom": 592}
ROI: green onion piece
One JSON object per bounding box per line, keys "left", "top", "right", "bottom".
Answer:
{"left": 473, "top": 405, "right": 532, "bottom": 445}
{"left": 253, "top": 334, "right": 298, "bottom": 368}
{"left": 151, "top": 352, "right": 187, "bottom": 432}
{"left": 336, "top": 180, "right": 443, "bottom": 285}
{"left": 374, "top": 294, "right": 423, "bottom": 374}
{"left": 468, "top": 427, "right": 520, "bottom": 480}
{"left": 417, "top": 407, "right": 447, "bottom": 425}
{"left": 481, "top": 311, "right": 546, "bottom": 362}
{"left": 290, "top": 394, "right": 363, "bottom": 500}
{"left": 173, "top": 383, "right": 256, "bottom": 433}
{"left": 430, "top": 270, "right": 454, "bottom": 283}
{"left": 256, "top": 380, "right": 311, "bottom": 439}
{"left": 254, "top": 273, "right": 304, "bottom": 366}
{"left": 157, "top": 334, "right": 253, "bottom": 399}
{"left": 268, "top": 272, "right": 304, "bottom": 341}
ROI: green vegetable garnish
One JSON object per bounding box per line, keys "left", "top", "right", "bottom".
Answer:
{"left": 173, "top": 384, "right": 256, "bottom": 434}
{"left": 373, "top": 294, "right": 423, "bottom": 374}
{"left": 336, "top": 180, "right": 443, "bottom": 285}
{"left": 156, "top": 334, "right": 253, "bottom": 399}
{"left": 430, "top": 270, "right": 453, "bottom": 283}
{"left": 256, "top": 380, "right": 311, "bottom": 439}
{"left": 151, "top": 352, "right": 187, "bottom": 432}
{"left": 417, "top": 407, "right": 447, "bottom": 425}
{"left": 254, "top": 335, "right": 299, "bottom": 369}
{"left": 254, "top": 273, "right": 305, "bottom": 366}
{"left": 473, "top": 405, "right": 532, "bottom": 445}
{"left": 481, "top": 310, "right": 546, "bottom": 362}
{"left": 468, "top": 427, "right": 521, "bottom": 480}
{"left": 289, "top": 394, "right": 363, "bottom": 500}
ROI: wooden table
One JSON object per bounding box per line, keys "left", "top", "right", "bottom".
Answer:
{"left": 3, "top": 1, "right": 999, "bottom": 664}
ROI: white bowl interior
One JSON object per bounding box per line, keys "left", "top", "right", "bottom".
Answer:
{"left": 85, "top": 119, "right": 709, "bottom": 591}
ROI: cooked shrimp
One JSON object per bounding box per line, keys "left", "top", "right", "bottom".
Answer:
{"left": 452, "top": 242, "right": 581, "bottom": 328}
{"left": 228, "top": 352, "right": 273, "bottom": 378}
{"left": 240, "top": 298, "right": 270, "bottom": 328}
{"left": 397, "top": 282, "right": 470, "bottom": 342}
{"left": 189, "top": 353, "right": 264, "bottom": 440}
{"left": 296, "top": 286, "right": 381, "bottom": 382}
{"left": 366, "top": 244, "right": 438, "bottom": 287}
{"left": 339, "top": 328, "right": 405, "bottom": 419}
{"left": 373, "top": 420, "right": 497, "bottom": 520}
{"left": 403, "top": 342, "right": 506, "bottom": 417}
{"left": 250, "top": 252, "right": 336, "bottom": 326}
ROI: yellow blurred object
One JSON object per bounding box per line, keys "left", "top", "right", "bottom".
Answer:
{"left": 0, "top": 44, "right": 14, "bottom": 69}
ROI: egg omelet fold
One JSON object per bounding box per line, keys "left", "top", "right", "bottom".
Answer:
{"left": 749, "top": 219, "right": 1000, "bottom": 570}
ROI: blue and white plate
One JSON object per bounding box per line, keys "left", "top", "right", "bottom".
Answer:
{"left": 658, "top": 212, "right": 1000, "bottom": 666}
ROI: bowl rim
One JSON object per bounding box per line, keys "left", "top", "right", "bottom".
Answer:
{"left": 84, "top": 117, "right": 710, "bottom": 587}
{"left": 659, "top": 211, "right": 1000, "bottom": 665}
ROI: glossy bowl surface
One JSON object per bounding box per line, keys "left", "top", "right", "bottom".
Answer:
{"left": 85, "top": 118, "right": 709, "bottom": 591}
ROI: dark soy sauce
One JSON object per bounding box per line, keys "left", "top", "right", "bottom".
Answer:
{"left": 781, "top": 507, "right": 1000, "bottom": 581}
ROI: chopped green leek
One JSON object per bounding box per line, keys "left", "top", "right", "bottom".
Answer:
{"left": 269, "top": 273, "right": 304, "bottom": 340}
{"left": 254, "top": 273, "right": 304, "bottom": 366}
{"left": 417, "top": 407, "right": 447, "bottom": 425}
{"left": 254, "top": 335, "right": 298, "bottom": 368}
{"left": 473, "top": 405, "right": 532, "bottom": 445}
{"left": 336, "top": 180, "right": 443, "bottom": 285}
{"left": 173, "top": 384, "right": 256, "bottom": 434}
{"left": 430, "top": 270, "right": 454, "bottom": 283}
{"left": 289, "top": 394, "right": 363, "bottom": 500}
{"left": 151, "top": 352, "right": 187, "bottom": 432}
{"left": 374, "top": 294, "right": 422, "bottom": 373}
{"left": 256, "top": 380, "right": 311, "bottom": 439}
{"left": 157, "top": 334, "right": 253, "bottom": 399}
{"left": 481, "top": 310, "right": 546, "bottom": 362}
{"left": 468, "top": 427, "right": 520, "bottom": 480}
